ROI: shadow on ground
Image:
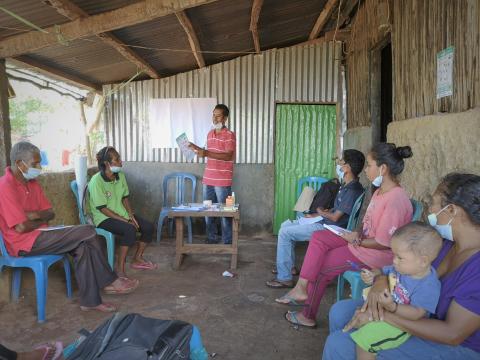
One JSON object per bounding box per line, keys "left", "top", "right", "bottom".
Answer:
{"left": 0, "top": 236, "right": 339, "bottom": 360}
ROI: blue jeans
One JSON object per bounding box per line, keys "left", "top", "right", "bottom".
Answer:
{"left": 322, "top": 299, "right": 480, "bottom": 360}
{"left": 276, "top": 219, "right": 324, "bottom": 281}
{"left": 203, "top": 185, "right": 232, "bottom": 244}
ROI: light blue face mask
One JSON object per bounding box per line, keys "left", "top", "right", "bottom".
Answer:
{"left": 336, "top": 164, "right": 345, "bottom": 182}
{"left": 21, "top": 160, "right": 42, "bottom": 180}
{"left": 428, "top": 204, "right": 456, "bottom": 241}
{"left": 372, "top": 168, "right": 383, "bottom": 187}
{"left": 110, "top": 166, "right": 122, "bottom": 173}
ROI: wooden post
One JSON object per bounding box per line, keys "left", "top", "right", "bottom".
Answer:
{"left": 174, "top": 217, "right": 185, "bottom": 269}
{"left": 0, "top": 59, "right": 11, "bottom": 175}
{"left": 0, "top": 58, "right": 11, "bottom": 302}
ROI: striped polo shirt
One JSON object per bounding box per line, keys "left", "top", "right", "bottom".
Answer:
{"left": 203, "top": 127, "right": 236, "bottom": 187}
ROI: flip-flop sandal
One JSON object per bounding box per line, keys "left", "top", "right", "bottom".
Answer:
{"left": 35, "top": 341, "right": 64, "bottom": 360}
{"left": 104, "top": 281, "right": 138, "bottom": 295}
{"left": 285, "top": 311, "right": 317, "bottom": 329}
{"left": 80, "top": 302, "right": 117, "bottom": 312}
{"left": 266, "top": 279, "right": 294, "bottom": 288}
{"left": 275, "top": 295, "right": 307, "bottom": 306}
{"left": 131, "top": 261, "right": 158, "bottom": 270}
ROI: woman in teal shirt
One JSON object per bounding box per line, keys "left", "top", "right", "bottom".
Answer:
{"left": 89, "top": 146, "right": 156, "bottom": 280}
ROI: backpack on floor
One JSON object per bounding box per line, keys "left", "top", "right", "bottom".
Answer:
{"left": 66, "top": 313, "right": 193, "bottom": 360}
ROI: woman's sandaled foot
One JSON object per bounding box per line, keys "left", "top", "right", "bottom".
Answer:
{"left": 275, "top": 287, "right": 308, "bottom": 304}
{"left": 80, "top": 302, "right": 117, "bottom": 313}
{"left": 285, "top": 311, "right": 317, "bottom": 328}
{"left": 131, "top": 260, "right": 158, "bottom": 270}
{"left": 266, "top": 279, "right": 294, "bottom": 288}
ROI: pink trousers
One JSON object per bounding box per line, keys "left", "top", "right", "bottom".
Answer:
{"left": 300, "top": 230, "right": 367, "bottom": 320}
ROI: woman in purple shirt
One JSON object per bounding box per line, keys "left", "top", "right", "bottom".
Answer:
{"left": 323, "top": 173, "right": 480, "bottom": 359}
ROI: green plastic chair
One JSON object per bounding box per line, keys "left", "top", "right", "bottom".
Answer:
{"left": 70, "top": 180, "right": 115, "bottom": 269}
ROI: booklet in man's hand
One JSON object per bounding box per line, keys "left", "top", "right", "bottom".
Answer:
{"left": 176, "top": 132, "right": 196, "bottom": 161}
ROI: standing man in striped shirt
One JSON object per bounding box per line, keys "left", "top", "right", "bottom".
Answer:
{"left": 189, "top": 104, "right": 236, "bottom": 244}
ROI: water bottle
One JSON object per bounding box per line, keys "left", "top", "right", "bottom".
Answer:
{"left": 231, "top": 191, "right": 236, "bottom": 206}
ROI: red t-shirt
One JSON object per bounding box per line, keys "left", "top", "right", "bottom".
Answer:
{"left": 0, "top": 167, "right": 51, "bottom": 256}
{"left": 203, "top": 128, "right": 236, "bottom": 187}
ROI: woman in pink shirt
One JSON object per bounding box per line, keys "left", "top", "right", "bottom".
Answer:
{"left": 278, "top": 143, "right": 414, "bottom": 328}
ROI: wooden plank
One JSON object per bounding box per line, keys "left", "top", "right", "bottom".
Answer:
{"left": 249, "top": 0, "right": 264, "bottom": 54}
{"left": 180, "top": 245, "right": 235, "bottom": 254}
{"left": 309, "top": 0, "right": 339, "bottom": 40}
{"left": 10, "top": 56, "right": 102, "bottom": 93}
{"left": 0, "top": 0, "right": 220, "bottom": 59}
{"left": 43, "top": 0, "right": 160, "bottom": 79}
{"left": 298, "top": 29, "right": 351, "bottom": 47}
{"left": 0, "top": 59, "right": 12, "bottom": 174}
{"left": 175, "top": 10, "right": 205, "bottom": 68}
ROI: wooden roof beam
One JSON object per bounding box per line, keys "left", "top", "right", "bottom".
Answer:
{"left": 10, "top": 56, "right": 102, "bottom": 93}
{"left": 309, "top": 0, "right": 339, "bottom": 40}
{"left": 298, "top": 29, "right": 351, "bottom": 47}
{"left": 175, "top": 10, "right": 205, "bottom": 68}
{"left": 42, "top": 0, "right": 160, "bottom": 79}
{"left": 0, "top": 0, "right": 219, "bottom": 59}
{"left": 249, "top": 0, "right": 264, "bottom": 54}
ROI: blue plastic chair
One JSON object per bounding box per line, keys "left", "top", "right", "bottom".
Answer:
{"left": 411, "top": 199, "right": 423, "bottom": 221}
{"left": 0, "top": 232, "right": 72, "bottom": 323}
{"left": 295, "top": 176, "right": 329, "bottom": 219}
{"left": 336, "top": 197, "right": 425, "bottom": 301}
{"left": 336, "top": 192, "right": 367, "bottom": 301}
{"left": 70, "top": 180, "right": 115, "bottom": 269}
{"left": 156, "top": 173, "right": 197, "bottom": 244}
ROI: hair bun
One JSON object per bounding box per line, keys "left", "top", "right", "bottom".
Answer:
{"left": 396, "top": 146, "right": 413, "bottom": 159}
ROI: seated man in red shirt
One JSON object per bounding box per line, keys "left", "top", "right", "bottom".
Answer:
{"left": 0, "top": 142, "right": 137, "bottom": 313}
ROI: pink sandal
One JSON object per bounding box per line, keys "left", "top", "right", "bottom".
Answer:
{"left": 130, "top": 261, "right": 158, "bottom": 270}
{"left": 34, "top": 341, "right": 64, "bottom": 360}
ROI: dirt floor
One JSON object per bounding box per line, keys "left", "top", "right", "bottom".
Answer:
{"left": 0, "top": 236, "right": 339, "bottom": 359}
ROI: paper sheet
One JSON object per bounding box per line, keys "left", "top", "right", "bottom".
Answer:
{"left": 298, "top": 215, "right": 323, "bottom": 226}
{"left": 38, "top": 225, "right": 74, "bottom": 232}
{"left": 324, "top": 224, "right": 350, "bottom": 236}
{"left": 293, "top": 186, "right": 316, "bottom": 212}
{"left": 176, "top": 133, "right": 196, "bottom": 161}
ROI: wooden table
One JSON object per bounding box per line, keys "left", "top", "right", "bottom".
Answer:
{"left": 168, "top": 209, "right": 240, "bottom": 270}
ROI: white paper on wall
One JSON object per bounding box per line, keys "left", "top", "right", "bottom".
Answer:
{"left": 149, "top": 98, "right": 217, "bottom": 148}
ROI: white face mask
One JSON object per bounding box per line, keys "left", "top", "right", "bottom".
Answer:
{"left": 336, "top": 164, "right": 345, "bottom": 182}
{"left": 21, "top": 160, "right": 42, "bottom": 180}
{"left": 372, "top": 168, "right": 383, "bottom": 187}
{"left": 428, "top": 205, "right": 455, "bottom": 241}
{"left": 109, "top": 165, "right": 122, "bottom": 173}
{"left": 212, "top": 122, "right": 223, "bottom": 130}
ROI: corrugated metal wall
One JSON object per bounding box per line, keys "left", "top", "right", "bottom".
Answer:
{"left": 103, "top": 42, "right": 340, "bottom": 164}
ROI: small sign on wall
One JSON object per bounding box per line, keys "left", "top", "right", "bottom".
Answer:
{"left": 436, "top": 46, "right": 454, "bottom": 99}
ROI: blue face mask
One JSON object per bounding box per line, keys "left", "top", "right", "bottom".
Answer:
{"left": 372, "top": 170, "right": 383, "bottom": 187}
{"left": 428, "top": 205, "right": 455, "bottom": 241}
{"left": 110, "top": 166, "right": 122, "bottom": 173}
{"left": 336, "top": 164, "right": 345, "bottom": 182}
{"left": 21, "top": 160, "right": 42, "bottom": 180}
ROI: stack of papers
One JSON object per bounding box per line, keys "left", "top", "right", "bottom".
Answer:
{"left": 38, "top": 225, "right": 74, "bottom": 232}
{"left": 171, "top": 205, "right": 205, "bottom": 211}
{"left": 324, "top": 224, "right": 350, "bottom": 236}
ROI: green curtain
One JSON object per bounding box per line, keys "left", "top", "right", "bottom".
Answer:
{"left": 273, "top": 104, "right": 336, "bottom": 234}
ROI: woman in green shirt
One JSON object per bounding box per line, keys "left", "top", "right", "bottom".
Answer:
{"left": 89, "top": 146, "right": 156, "bottom": 279}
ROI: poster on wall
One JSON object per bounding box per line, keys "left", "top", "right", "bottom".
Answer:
{"left": 149, "top": 97, "right": 217, "bottom": 149}
{"left": 436, "top": 46, "right": 454, "bottom": 99}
